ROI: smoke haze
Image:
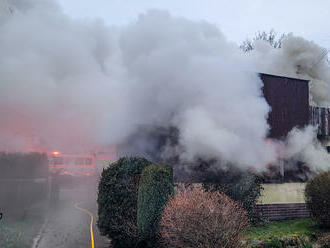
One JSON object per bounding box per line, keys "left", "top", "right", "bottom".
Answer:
{"left": 284, "top": 126, "right": 330, "bottom": 171}
{"left": 247, "top": 35, "right": 330, "bottom": 106}
{"left": 1, "top": 0, "right": 330, "bottom": 171}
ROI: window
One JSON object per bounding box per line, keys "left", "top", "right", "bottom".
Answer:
{"left": 64, "top": 157, "right": 74, "bottom": 165}
{"left": 75, "top": 157, "right": 85, "bottom": 165}
{"left": 53, "top": 157, "right": 64, "bottom": 165}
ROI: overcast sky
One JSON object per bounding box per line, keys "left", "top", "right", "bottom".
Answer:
{"left": 56, "top": 0, "right": 330, "bottom": 48}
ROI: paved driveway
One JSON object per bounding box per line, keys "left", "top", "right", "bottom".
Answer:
{"left": 35, "top": 178, "right": 110, "bottom": 248}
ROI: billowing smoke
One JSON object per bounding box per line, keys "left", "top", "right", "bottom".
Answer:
{"left": 0, "top": 0, "right": 116, "bottom": 151}
{"left": 284, "top": 126, "right": 330, "bottom": 171}
{"left": 247, "top": 35, "right": 330, "bottom": 106}
{"left": 0, "top": 0, "right": 329, "bottom": 172}
{"left": 246, "top": 35, "right": 330, "bottom": 172}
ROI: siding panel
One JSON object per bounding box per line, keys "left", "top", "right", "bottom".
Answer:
{"left": 309, "top": 106, "right": 330, "bottom": 136}
{"left": 260, "top": 73, "right": 310, "bottom": 139}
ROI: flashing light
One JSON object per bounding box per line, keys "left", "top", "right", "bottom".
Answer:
{"left": 52, "top": 151, "right": 60, "bottom": 156}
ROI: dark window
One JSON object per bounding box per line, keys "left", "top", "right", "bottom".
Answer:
{"left": 53, "top": 157, "right": 64, "bottom": 165}
{"left": 75, "top": 157, "right": 85, "bottom": 165}
{"left": 326, "top": 146, "right": 330, "bottom": 153}
{"left": 64, "top": 157, "right": 74, "bottom": 165}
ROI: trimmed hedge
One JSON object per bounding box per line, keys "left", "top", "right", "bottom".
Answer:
{"left": 305, "top": 171, "right": 330, "bottom": 227}
{"left": 137, "top": 164, "right": 174, "bottom": 246}
{"left": 97, "top": 157, "right": 152, "bottom": 248}
{"left": 0, "top": 152, "right": 49, "bottom": 218}
{"left": 202, "top": 168, "right": 263, "bottom": 224}
{"left": 0, "top": 152, "right": 48, "bottom": 179}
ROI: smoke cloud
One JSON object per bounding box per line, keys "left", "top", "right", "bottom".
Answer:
{"left": 0, "top": 0, "right": 116, "bottom": 151}
{"left": 246, "top": 34, "right": 330, "bottom": 172}
{"left": 1, "top": 0, "right": 330, "bottom": 171}
{"left": 247, "top": 35, "right": 330, "bottom": 106}
{"left": 284, "top": 126, "right": 330, "bottom": 172}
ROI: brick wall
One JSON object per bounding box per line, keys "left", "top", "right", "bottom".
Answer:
{"left": 255, "top": 203, "right": 310, "bottom": 221}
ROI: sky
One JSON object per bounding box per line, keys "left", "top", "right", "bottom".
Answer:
{"left": 56, "top": 0, "right": 330, "bottom": 48}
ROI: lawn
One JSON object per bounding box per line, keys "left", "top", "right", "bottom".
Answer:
{"left": 245, "top": 218, "right": 315, "bottom": 241}
{"left": 0, "top": 215, "right": 44, "bottom": 248}
{"left": 244, "top": 218, "right": 330, "bottom": 247}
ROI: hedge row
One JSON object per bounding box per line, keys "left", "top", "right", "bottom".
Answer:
{"left": 137, "top": 164, "right": 174, "bottom": 246}
{"left": 305, "top": 171, "right": 330, "bottom": 228}
{"left": 0, "top": 152, "right": 49, "bottom": 218}
{"left": 0, "top": 152, "right": 48, "bottom": 179}
{"left": 97, "top": 157, "right": 174, "bottom": 248}
{"left": 202, "top": 168, "right": 263, "bottom": 224}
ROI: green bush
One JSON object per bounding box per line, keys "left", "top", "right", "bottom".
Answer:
{"left": 202, "top": 168, "right": 263, "bottom": 224}
{"left": 300, "top": 238, "right": 313, "bottom": 248}
{"left": 263, "top": 238, "right": 283, "bottom": 248}
{"left": 257, "top": 237, "right": 312, "bottom": 248}
{"left": 137, "top": 164, "right": 174, "bottom": 246}
{"left": 305, "top": 171, "right": 330, "bottom": 227}
{"left": 97, "top": 157, "right": 152, "bottom": 248}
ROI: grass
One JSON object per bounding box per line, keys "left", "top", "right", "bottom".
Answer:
{"left": 245, "top": 218, "right": 316, "bottom": 241}
{"left": 0, "top": 216, "right": 44, "bottom": 248}
{"left": 0, "top": 225, "right": 26, "bottom": 248}
{"left": 0, "top": 222, "right": 27, "bottom": 248}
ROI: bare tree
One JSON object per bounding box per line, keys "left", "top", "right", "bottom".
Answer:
{"left": 240, "top": 29, "right": 286, "bottom": 52}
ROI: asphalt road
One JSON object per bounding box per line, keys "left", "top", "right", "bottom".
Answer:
{"left": 35, "top": 178, "right": 110, "bottom": 248}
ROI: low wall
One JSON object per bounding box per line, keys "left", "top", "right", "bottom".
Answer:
{"left": 256, "top": 203, "right": 310, "bottom": 221}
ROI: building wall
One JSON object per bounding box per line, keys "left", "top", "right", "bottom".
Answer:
{"left": 260, "top": 73, "right": 310, "bottom": 139}
{"left": 258, "top": 183, "right": 306, "bottom": 204}
{"left": 256, "top": 203, "right": 310, "bottom": 220}
{"left": 309, "top": 106, "right": 330, "bottom": 136}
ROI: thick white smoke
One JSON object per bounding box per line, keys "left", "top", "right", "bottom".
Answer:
{"left": 0, "top": 0, "right": 117, "bottom": 151}
{"left": 246, "top": 35, "right": 330, "bottom": 171}
{"left": 247, "top": 35, "right": 330, "bottom": 106}
{"left": 0, "top": 0, "right": 329, "bottom": 171}
{"left": 117, "top": 11, "right": 276, "bottom": 167}
{"left": 284, "top": 126, "right": 330, "bottom": 172}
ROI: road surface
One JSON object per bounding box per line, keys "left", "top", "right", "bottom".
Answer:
{"left": 34, "top": 178, "right": 110, "bottom": 248}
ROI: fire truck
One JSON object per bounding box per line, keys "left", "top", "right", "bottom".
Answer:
{"left": 48, "top": 151, "right": 96, "bottom": 176}
{"left": 47, "top": 147, "right": 118, "bottom": 177}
